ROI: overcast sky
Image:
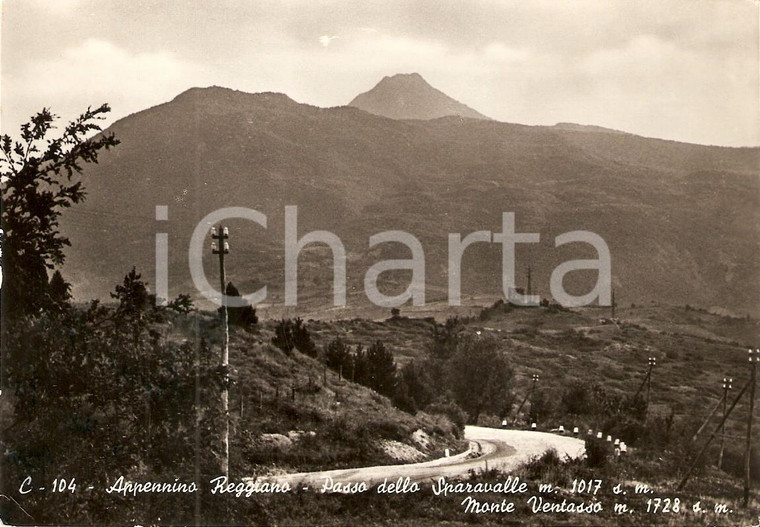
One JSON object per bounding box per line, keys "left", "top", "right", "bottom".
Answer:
{"left": 2, "top": 0, "right": 758, "bottom": 146}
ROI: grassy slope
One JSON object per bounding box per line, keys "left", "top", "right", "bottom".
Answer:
{"left": 254, "top": 303, "right": 759, "bottom": 525}
{"left": 168, "top": 312, "right": 464, "bottom": 476}
{"left": 170, "top": 303, "right": 758, "bottom": 525}
{"left": 308, "top": 303, "right": 758, "bottom": 424}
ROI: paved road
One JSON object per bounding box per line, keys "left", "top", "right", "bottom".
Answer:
{"left": 245, "top": 426, "right": 586, "bottom": 491}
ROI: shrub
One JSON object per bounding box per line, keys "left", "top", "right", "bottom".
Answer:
{"left": 585, "top": 437, "right": 612, "bottom": 468}
{"left": 521, "top": 449, "right": 576, "bottom": 486}
{"left": 426, "top": 399, "right": 467, "bottom": 437}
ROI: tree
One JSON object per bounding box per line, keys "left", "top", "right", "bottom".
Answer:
{"left": 112, "top": 267, "right": 153, "bottom": 315}
{"left": 427, "top": 316, "right": 462, "bottom": 360}
{"left": 271, "top": 318, "right": 316, "bottom": 357}
{"left": 1, "top": 294, "right": 225, "bottom": 524}
{"left": 393, "top": 360, "right": 435, "bottom": 413}
{"left": 219, "top": 282, "right": 257, "bottom": 326}
{"left": 365, "top": 340, "right": 396, "bottom": 397}
{"left": 325, "top": 337, "right": 351, "bottom": 371}
{"left": 167, "top": 293, "right": 195, "bottom": 314}
{"left": 48, "top": 269, "right": 72, "bottom": 309}
{"left": 351, "top": 344, "right": 367, "bottom": 384}
{"left": 272, "top": 319, "right": 295, "bottom": 354}
{"left": 0, "top": 105, "right": 119, "bottom": 317}
{"left": 447, "top": 335, "right": 514, "bottom": 424}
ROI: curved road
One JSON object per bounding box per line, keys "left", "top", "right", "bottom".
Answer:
{"left": 245, "top": 426, "right": 586, "bottom": 491}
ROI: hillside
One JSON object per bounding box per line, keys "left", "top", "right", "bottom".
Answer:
{"left": 348, "top": 73, "right": 490, "bottom": 120}
{"left": 59, "top": 85, "right": 760, "bottom": 316}
{"left": 305, "top": 303, "right": 759, "bottom": 482}
{"left": 173, "top": 311, "right": 464, "bottom": 473}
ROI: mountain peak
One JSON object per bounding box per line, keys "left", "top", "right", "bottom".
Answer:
{"left": 381, "top": 72, "right": 426, "bottom": 83}
{"left": 349, "top": 73, "right": 490, "bottom": 121}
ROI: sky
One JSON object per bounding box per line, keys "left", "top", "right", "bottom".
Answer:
{"left": 1, "top": 0, "right": 758, "bottom": 146}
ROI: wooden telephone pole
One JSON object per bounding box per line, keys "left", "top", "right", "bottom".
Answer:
{"left": 611, "top": 289, "right": 616, "bottom": 319}
{"left": 645, "top": 357, "right": 656, "bottom": 419}
{"left": 526, "top": 265, "right": 532, "bottom": 298}
{"left": 513, "top": 374, "right": 539, "bottom": 425}
{"left": 211, "top": 225, "right": 230, "bottom": 478}
{"left": 680, "top": 348, "right": 758, "bottom": 500}
{"left": 718, "top": 377, "right": 732, "bottom": 469}
{"left": 744, "top": 349, "right": 758, "bottom": 508}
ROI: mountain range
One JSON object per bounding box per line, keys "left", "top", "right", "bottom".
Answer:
{"left": 60, "top": 74, "right": 760, "bottom": 316}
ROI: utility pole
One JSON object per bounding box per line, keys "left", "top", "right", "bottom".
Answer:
{"left": 211, "top": 225, "right": 230, "bottom": 478}
{"left": 678, "top": 376, "right": 750, "bottom": 491}
{"left": 513, "top": 374, "right": 539, "bottom": 425}
{"left": 194, "top": 336, "right": 201, "bottom": 524}
{"left": 611, "top": 289, "right": 616, "bottom": 319}
{"left": 744, "top": 349, "right": 758, "bottom": 508}
{"left": 718, "top": 377, "right": 732, "bottom": 469}
{"left": 645, "top": 357, "right": 656, "bottom": 420}
{"left": 526, "top": 265, "right": 532, "bottom": 298}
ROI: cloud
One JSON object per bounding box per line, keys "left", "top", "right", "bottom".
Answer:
{"left": 3, "top": 39, "right": 207, "bottom": 131}
{"left": 319, "top": 35, "right": 340, "bottom": 47}
{"left": 24, "top": 0, "right": 82, "bottom": 16}
{"left": 2, "top": 1, "right": 757, "bottom": 146}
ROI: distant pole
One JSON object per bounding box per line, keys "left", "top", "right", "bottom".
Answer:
{"left": 645, "top": 357, "right": 656, "bottom": 420}
{"left": 744, "top": 349, "right": 758, "bottom": 508}
{"left": 211, "top": 225, "right": 230, "bottom": 477}
{"left": 526, "top": 265, "right": 532, "bottom": 298}
{"left": 611, "top": 289, "right": 616, "bottom": 319}
{"left": 512, "top": 374, "right": 539, "bottom": 425}
{"left": 678, "top": 376, "right": 751, "bottom": 491}
{"left": 718, "top": 377, "right": 732, "bottom": 469}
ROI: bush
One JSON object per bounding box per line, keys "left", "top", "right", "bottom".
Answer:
{"left": 585, "top": 437, "right": 612, "bottom": 468}
{"left": 426, "top": 399, "right": 467, "bottom": 437}
{"left": 521, "top": 449, "right": 577, "bottom": 487}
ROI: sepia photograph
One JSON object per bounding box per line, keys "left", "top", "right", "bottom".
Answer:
{"left": 1, "top": 0, "right": 758, "bottom": 525}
